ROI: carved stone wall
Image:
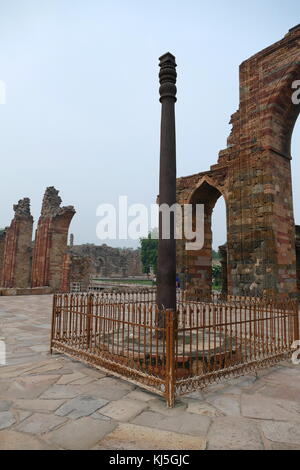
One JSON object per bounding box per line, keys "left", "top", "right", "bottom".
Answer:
{"left": 1, "top": 199, "right": 33, "bottom": 288}
{"left": 31, "top": 187, "right": 75, "bottom": 290}
{"left": 296, "top": 226, "right": 300, "bottom": 293}
{"left": 69, "top": 244, "right": 143, "bottom": 278}
{"left": 0, "top": 229, "right": 7, "bottom": 286}
{"left": 177, "top": 26, "right": 300, "bottom": 297}
{"left": 60, "top": 253, "right": 92, "bottom": 292}
{"left": 0, "top": 187, "right": 142, "bottom": 294}
{"left": 176, "top": 169, "right": 228, "bottom": 297}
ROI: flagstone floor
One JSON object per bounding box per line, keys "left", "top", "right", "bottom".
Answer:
{"left": 0, "top": 295, "right": 300, "bottom": 450}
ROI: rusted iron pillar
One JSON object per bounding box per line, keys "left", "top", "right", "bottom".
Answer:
{"left": 157, "top": 53, "right": 177, "bottom": 325}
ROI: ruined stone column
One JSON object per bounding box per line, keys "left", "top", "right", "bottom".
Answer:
{"left": 1, "top": 199, "right": 33, "bottom": 288}
{"left": 31, "top": 187, "right": 75, "bottom": 291}
{"left": 296, "top": 226, "right": 300, "bottom": 295}
{"left": 0, "top": 229, "right": 7, "bottom": 286}
{"left": 157, "top": 53, "right": 177, "bottom": 319}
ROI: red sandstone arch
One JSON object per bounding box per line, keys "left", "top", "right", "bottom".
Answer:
{"left": 263, "top": 62, "right": 300, "bottom": 158}
{"left": 176, "top": 179, "right": 228, "bottom": 297}
{"left": 188, "top": 175, "right": 227, "bottom": 205}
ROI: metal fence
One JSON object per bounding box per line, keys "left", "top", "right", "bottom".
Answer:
{"left": 50, "top": 291, "right": 299, "bottom": 407}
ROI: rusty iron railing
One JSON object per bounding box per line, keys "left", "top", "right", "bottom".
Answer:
{"left": 50, "top": 291, "right": 299, "bottom": 407}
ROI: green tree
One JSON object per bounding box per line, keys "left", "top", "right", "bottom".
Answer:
{"left": 140, "top": 231, "right": 158, "bottom": 275}
{"left": 212, "top": 264, "right": 222, "bottom": 290}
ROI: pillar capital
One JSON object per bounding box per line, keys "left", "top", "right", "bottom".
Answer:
{"left": 159, "top": 52, "right": 177, "bottom": 103}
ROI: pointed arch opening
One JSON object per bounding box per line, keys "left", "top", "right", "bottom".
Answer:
{"left": 177, "top": 180, "right": 228, "bottom": 298}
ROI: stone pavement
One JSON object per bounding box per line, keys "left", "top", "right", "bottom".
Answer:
{"left": 0, "top": 295, "right": 300, "bottom": 450}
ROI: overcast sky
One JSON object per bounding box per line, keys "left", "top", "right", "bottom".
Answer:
{"left": 0, "top": 0, "right": 299, "bottom": 249}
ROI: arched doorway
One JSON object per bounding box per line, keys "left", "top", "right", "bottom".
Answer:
{"left": 96, "top": 257, "right": 106, "bottom": 277}
{"left": 212, "top": 196, "right": 227, "bottom": 294}
{"left": 178, "top": 180, "right": 228, "bottom": 298}
{"left": 291, "top": 116, "right": 300, "bottom": 293}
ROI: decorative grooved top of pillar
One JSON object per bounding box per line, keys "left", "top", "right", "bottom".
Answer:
{"left": 13, "top": 198, "right": 33, "bottom": 220}
{"left": 159, "top": 52, "right": 177, "bottom": 102}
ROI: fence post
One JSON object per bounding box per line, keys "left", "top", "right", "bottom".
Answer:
{"left": 165, "top": 308, "right": 175, "bottom": 408}
{"left": 294, "top": 300, "right": 299, "bottom": 342}
{"left": 50, "top": 294, "right": 57, "bottom": 354}
{"left": 87, "top": 293, "right": 93, "bottom": 349}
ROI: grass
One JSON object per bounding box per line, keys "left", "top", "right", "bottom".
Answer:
{"left": 91, "top": 278, "right": 153, "bottom": 286}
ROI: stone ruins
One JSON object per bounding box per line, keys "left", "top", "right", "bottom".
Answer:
{"left": 0, "top": 187, "right": 143, "bottom": 295}
{"left": 60, "top": 244, "right": 143, "bottom": 292}
{"left": 0, "top": 187, "right": 75, "bottom": 295}
{"left": 31, "top": 187, "right": 76, "bottom": 291}
{"left": 69, "top": 244, "right": 142, "bottom": 278}
{"left": 177, "top": 25, "right": 300, "bottom": 298}
{"left": 1, "top": 198, "right": 33, "bottom": 289}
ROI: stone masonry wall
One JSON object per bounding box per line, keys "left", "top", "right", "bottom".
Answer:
{"left": 0, "top": 229, "right": 7, "bottom": 286}
{"left": 60, "top": 253, "right": 91, "bottom": 292}
{"left": 70, "top": 244, "right": 143, "bottom": 278}
{"left": 1, "top": 198, "right": 33, "bottom": 288}
{"left": 296, "top": 226, "right": 300, "bottom": 293}
{"left": 177, "top": 26, "right": 300, "bottom": 297}
{"left": 31, "top": 187, "right": 75, "bottom": 290}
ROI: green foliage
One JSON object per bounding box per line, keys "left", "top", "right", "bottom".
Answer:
{"left": 140, "top": 231, "right": 158, "bottom": 275}
{"left": 212, "top": 264, "right": 222, "bottom": 290}
{"left": 212, "top": 249, "right": 220, "bottom": 260}
{"left": 212, "top": 264, "right": 221, "bottom": 278}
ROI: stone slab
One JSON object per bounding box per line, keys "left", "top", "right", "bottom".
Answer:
{"left": 39, "top": 384, "right": 84, "bottom": 399}
{"left": 241, "top": 393, "right": 300, "bottom": 422}
{"left": 3, "top": 375, "right": 60, "bottom": 399}
{"left": 82, "top": 377, "right": 134, "bottom": 401}
{"left": 55, "top": 395, "right": 108, "bottom": 419}
{"left": 133, "top": 410, "right": 210, "bottom": 437}
{"left": 261, "top": 421, "right": 300, "bottom": 445}
{"left": 207, "top": 417, "right": 264, "bottom": 450}
{"left": 47, "top": 416, "right": 117, "bottom": 450}
{"left": 0, "top": 400, "right": 12, "bottom": 412}
{"left": 15, "top": 412, "right": 67, "bottom": 434}
{"left": 14, "top": 399, "right": 66, "bottom": 412}
{"left": 0, "top": 411, "right": 16, "bottom": 430}
{"left": 56, "top": 372, "right": 86, "bottom": 385}
{"left": 206, "top": 394, "right": 241, "bottom": 416}
{"left": 124, "top": 389, "right": 157, "bottom": 402}
{"left": 187, "top": 402, "right": 224, "bottom": 417}
{"left": 100, "top": 399, "right": 147, "bottom": 422}
{"left": 96, "top": 423, "right": 206, "bottom": 450}
{"left": 0, "top": 430, "right": 57, "bottom": 450}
